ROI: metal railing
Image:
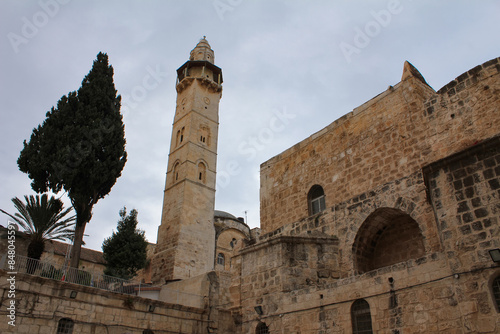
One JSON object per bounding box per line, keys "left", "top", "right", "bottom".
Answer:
{"left": 0, "top": 253, "right": 156, "bottom": 296}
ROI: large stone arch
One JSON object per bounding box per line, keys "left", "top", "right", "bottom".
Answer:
{"left": 352, "top": 207, "right": 426, "bottom": 274}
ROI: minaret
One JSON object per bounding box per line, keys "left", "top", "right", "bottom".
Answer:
{"left": 152, "top": 38, "right": 223, "bottom": 282}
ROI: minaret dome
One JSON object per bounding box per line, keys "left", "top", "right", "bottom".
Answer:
{"left": 189, "top": 36, "right": 215, "bottom": 64}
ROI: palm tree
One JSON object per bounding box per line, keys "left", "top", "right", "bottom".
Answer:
{"left": 1, "top": 194, "right": 76, "bottom": 261}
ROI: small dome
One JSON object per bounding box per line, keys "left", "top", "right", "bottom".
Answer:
{"left": 189, "top": 36, "right": 215, "bottom": 64}
{"left": 214, "top": 210, "right": 238, "bottom": 220}
{"left": 195, "top": 37, "right": 211, "bottom": 49}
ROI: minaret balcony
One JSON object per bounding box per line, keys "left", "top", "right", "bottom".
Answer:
{"left": 176, "top": 60, "right": 223, "bottom": 85}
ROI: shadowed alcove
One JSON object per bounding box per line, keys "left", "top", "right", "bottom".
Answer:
{"left": 353, "top": 207, "right": 425, "bottom": 274}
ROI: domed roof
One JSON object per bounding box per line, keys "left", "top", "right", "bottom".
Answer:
{"left": 195, "top": 36, "right": 211, "bottom": 49}
{"left": 189, "top": 36, "right": 215, "bottom": 63}
{"left": 214, "top": 210, "right": 238, "bottom": 220}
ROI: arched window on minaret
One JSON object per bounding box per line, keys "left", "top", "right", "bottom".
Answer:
{"left": 199, "top": 126, "right": 210, "bottom": 146}
{"left": 176, "top": 127, "right": 185, "bottom": 146}
{"left": 173, "top": 162, "right": 180, "bottom": 183}
{"left": 179, "top": 127, "right": 185, "bottom": 144}
{"left": 176, "top": 130, "right": 181, "bottom": 146}
{"left": 198, "top": 162, "right": 206, "bottom": 183}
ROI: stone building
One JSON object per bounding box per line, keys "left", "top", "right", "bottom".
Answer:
{"left": 238, "top": 57, "right": 500, "bottom": 333}
{"left": 1, "top": 39, "right": 499, "bottom": 333}
{"left": 146, "top": 39, "right": 500, "bottom": 333}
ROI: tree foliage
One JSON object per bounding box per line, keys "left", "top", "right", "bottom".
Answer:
{"left": 102, "top": 207, "right": 148, "bottom": 280}
{"left": 17, "top": 52, "right": 127, "bottom": 268}
{"left": 0, "top": 194, "right": 75, "bottom": 260}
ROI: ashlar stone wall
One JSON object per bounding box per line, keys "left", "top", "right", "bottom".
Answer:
{"left": 240, "top": 58, "right": 500, "bottom": 333}
{"left": 260, "top": 58, "right": 500, "bottom": 234}
{"left": 0, "top": 271, "right": 208, "bottom": 333}
{"left": 424, "top": 136, "right": 500, "bottom": 273}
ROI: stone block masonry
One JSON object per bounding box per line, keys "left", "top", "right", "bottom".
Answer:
{"left": 246, "top": 57, "right": 500, "bottom": 333}
{"left": 260, "top": 58, "right": 500, "bottom": 234}
{"left": 0, "top": 271, "right": 208, "bottom": 333}
{"left": 424, "top": 136, "right": 500, "bottom": 273}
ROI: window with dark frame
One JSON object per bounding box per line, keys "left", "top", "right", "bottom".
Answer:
{"left": 308, "top": 185, "right": 326, "bottom": 215}
{"left": 256, "top": 322, "right": 269, "bottom": 334}
{"left": 351, "top": 299, "right": 373, "bottom": 334}
{"left": 217, "top": 253, "right": 225, "bottom": 266}
{"left": 57, "top": 318, "right": 74, "bottom": 334}
{"left": 493, "top": 276, "right": 500, "bottom": 311}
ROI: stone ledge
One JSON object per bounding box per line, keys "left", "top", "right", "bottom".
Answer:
{"left": 239, "top": 234, "right": 339, "bottom": 256}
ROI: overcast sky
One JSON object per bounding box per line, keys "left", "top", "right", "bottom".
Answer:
{"left": 1, "top": 1, "right": 499, "bottom": 252}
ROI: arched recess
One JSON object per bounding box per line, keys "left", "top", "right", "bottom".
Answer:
{"left": 352, "top": 207, "right": 426, "bottom": 274}
{"left": 198, "top": 125, "right": 210, "bottom": 146}
{"left": 197, "top": 161, "right": 207, "bottom": 183}
{"left": 176, "top": 126, "right": 185, "bottom": 146}
{"left": 172, "top": 161, "right": 181, "bottom": 184}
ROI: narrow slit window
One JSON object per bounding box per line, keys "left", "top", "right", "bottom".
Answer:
{"left": 173, "top": 162, "right": 180, "bottom": 183}
{"left": 180, "top": 127, "right": 185, "bottom": 143}
{"left": 197, "top": 162, "right": 206, "bottom": 183}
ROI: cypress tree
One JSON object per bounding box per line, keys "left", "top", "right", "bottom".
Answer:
{"left": 18, "top": 52, "right": 127, "bottom": 268}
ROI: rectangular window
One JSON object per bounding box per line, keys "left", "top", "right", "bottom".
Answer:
{"left": 217, "top": 253, "right": 225, "bottom": 266}
{"left": 311, "top": 196, "right": 326, "bottom": 214}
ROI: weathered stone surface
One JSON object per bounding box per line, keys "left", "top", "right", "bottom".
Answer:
{"left": 242, "top": 57, "right": 500, "bottom": 333}
{"left": 0, "top": 272, "right": 207, "bottom": 333}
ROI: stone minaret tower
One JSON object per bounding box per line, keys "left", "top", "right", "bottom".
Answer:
{"left": 152, "top": 38, "right": 223, "bottom": 282}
